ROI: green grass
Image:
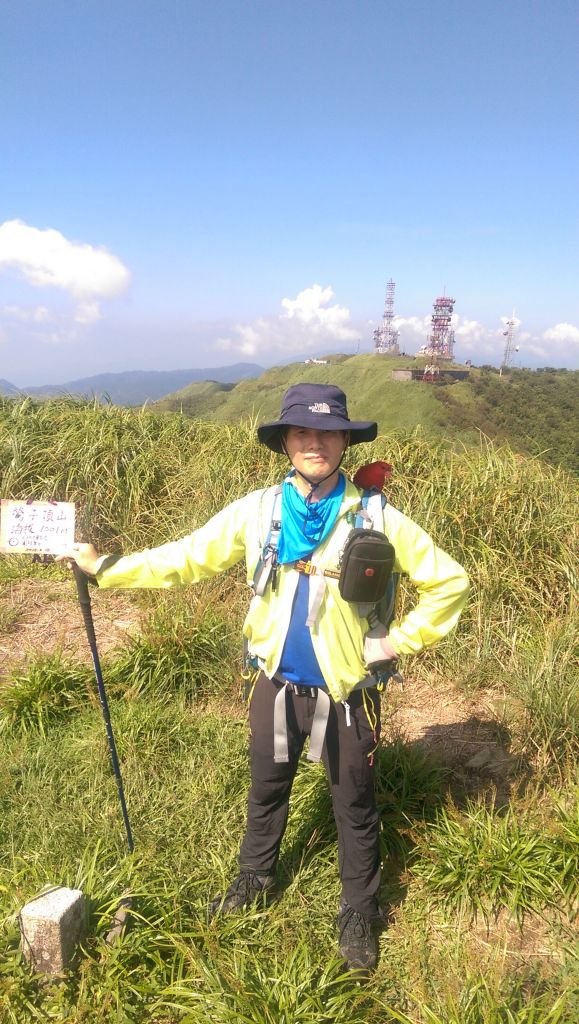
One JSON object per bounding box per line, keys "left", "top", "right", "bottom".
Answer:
{"left": 0, "top": 655, "right": 93, "bottom": 736}
{"left": 386, "top": 979, "right": 572, "bottom": 1024}
{"left": 1, "top": 678, "right": 576, "bottom": 1022}
{"left": 410, "top": 796, "right": 578, "bottom": 922}
{"left": 0, "top": 397, "right": 577, "bottom": 1021}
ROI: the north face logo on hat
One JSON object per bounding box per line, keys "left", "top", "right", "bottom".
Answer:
{"left": 308, "top": 402, "right": 331, "bottom": 414}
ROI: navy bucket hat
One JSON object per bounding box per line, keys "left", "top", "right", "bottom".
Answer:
{"left": 257, "top": 383, "right": 377, "bottom": 454}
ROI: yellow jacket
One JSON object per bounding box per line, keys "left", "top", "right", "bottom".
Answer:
{"left": 96, "top": 476, "right": 469, "bottom": 702}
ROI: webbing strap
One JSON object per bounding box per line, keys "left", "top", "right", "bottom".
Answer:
{"left": 253, "top": 486, "right": 282, "bottom": 596}
{"left": 307, "top": 688, "right": 330, "bottom": 763}
{"left": 306, "top": 574, "right": 326, "bottom": 628}
{"left": 273, "top": 682, "right": 331, "bottom": 764}
{"left": 273, "top": 682, "right": 291, "bottom": 763}
{"left": 355, "top": 490, "right": 384, "bottom": 531}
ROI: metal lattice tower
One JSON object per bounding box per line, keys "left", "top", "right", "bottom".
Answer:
{"left": 373, "top": 279, "right": 400, "bottom": 355}
{"left": 501, "top": 312, "right": 519, "bottom": 371}
{"left": 423, "top": 293, "right": 455, "bottom": 361}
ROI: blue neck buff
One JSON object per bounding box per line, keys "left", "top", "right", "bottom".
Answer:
{"left": 277, "top": 471, "right": 346, "bottom": 565}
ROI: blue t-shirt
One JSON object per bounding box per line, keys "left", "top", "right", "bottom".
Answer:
{"left": 279, "top": 574, "right": 325, "bottom": 687}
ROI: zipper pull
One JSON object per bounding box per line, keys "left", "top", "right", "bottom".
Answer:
{"left": 342, "top": 700, "right": 351, "bottom": 727}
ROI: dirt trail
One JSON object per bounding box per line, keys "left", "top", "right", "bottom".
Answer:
{"left": 0, "top": 580, "right": 141, "bottom": 681}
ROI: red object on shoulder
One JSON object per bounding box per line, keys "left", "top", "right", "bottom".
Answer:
{"left": 353, "top": 461, "right": 393, "bottom": 491}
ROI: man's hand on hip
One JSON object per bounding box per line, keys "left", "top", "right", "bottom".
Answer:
{"left": 364, "top": 633, "right": 398, "bottom": 667}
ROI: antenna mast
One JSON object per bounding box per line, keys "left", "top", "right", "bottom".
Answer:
{"left": 423, "top": 293, "right": 455, "bottom": 362}
{"left": 501, "top": 312, "right": 519, "bottom": 372}
{"left": 373, "top": 279, "right": 400, "bottom": 355}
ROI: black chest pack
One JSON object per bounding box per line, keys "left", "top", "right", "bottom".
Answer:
{"left": 338, "top": 526, "right": 395, "bottom": 604}
{"left": 253, "top": 485, "right": 398, "bottom": 625}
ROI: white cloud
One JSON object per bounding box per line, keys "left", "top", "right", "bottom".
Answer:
{"left": 543, "top": 322, "right": 579, "bottom": 345}
{"left": 0, "top": 220, "right": 130, "bottom": 342}
{"left": 217, "top": 284, "right": 359, "bottom": 357}
{"left": 521, "top": 321, "right": 579, "bottom": 365}
{"left": 524, "top": 342, "right": 549, "bottom": 359}
{"left": 392, "top": 313, "right": 498, "bottom": 356}
{"left": 281, "top": 284, "right": 357, "bottom": 340}
{"left": 390, "top": 311, "right": 575, "bottom": 365}
{"left": 1, "top": 304, "right": 51, "bottom": 323}
{"left": 74, "top": 301, "right": 103, "bottom": 325}
{"left": 453, "top": 316, "right": 487, "bottom": 344}
{"left": 450, "top": 317, "right": 579, "bottom": 365}
{"left": 0, "top": 220, "right": 130, "bottom": 298}
{"left": 391, "top": 314, "right": 431, "bottom": 339}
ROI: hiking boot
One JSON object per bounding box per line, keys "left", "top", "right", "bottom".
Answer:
{"left": 209, "top": 871, "right": 275, "bottom": 916}
{"left": 337, "top": 900, "right": 379, "bottom": 974}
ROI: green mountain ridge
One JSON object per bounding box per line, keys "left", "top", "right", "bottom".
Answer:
{"left": 155, "top": 355, "right": 454, "bottom": 435}
{"left": 153, "top": 355, "right": 579, "bottom": 475}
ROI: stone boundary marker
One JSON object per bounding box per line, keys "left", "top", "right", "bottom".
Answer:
{"left": 20, "top": 887, "right": 86, "bottom": 974}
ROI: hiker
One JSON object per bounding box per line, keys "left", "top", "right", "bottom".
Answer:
{"left": 64, "top": 383, "right": 469, "bottom": 973}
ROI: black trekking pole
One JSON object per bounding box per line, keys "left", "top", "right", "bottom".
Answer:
{"left": 72, "top": 562, "right": 134, "bottom": 854}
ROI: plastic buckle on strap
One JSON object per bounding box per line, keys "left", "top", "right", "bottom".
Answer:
{"left": 296, "top": 559, "right": 315, "bottom": 576}
{"left": 291, "top": 684, "right": 318, "bottom": 697}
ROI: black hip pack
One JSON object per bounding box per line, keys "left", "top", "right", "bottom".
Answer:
{"left": 338, "top": 528, "right": 395, "bottom": 604}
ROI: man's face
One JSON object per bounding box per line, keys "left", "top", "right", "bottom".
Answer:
{"left": 283, "top": 426, "right": 348, "bottom": 485}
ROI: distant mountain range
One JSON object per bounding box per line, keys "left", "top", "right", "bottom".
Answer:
{"left": 0, "top": 364, "right": 264, "bottom": 405}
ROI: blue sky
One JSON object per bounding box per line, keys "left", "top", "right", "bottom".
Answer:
{"left": 1, "top": 0, "right": 577, "bottom": 385}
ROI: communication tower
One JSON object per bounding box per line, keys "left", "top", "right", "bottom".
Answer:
{"left": 373, "top": 279, "right": 400, "bottom": 355}
{"left": 421, "top": 293, "right": 455, "bottom": 361}
{"left": 501, "top": 312, "right": 519, "bottom": 372}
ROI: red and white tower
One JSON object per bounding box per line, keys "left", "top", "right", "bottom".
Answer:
{"left": 421, "top": 293, "right": 456, "bottom": 361}
{"left": 373, "top": 279, "right": 400, "bottom": 355}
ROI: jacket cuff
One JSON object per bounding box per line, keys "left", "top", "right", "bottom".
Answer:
{"left": 95, "top": 553, "right": 122, "bottom": 580}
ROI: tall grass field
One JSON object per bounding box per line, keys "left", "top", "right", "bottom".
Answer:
{"left": 0, "top": 397, "right": 577, "bottom": 1023}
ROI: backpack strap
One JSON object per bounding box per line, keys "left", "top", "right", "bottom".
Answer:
{"left": 252, "top": 485, "right": 283, "bottom": 596}
{"left": 355, "top": 489, "right": 385, "bottom": 531}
